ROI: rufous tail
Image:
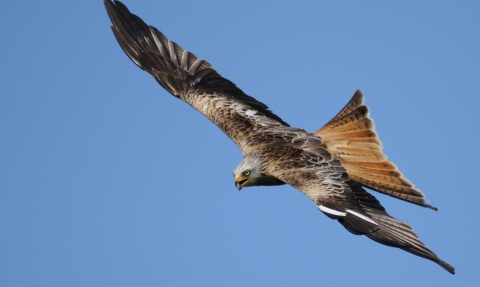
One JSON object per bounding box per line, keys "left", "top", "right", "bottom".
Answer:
{"left": 315, "top": 90, "right": 436, "bottom": 210}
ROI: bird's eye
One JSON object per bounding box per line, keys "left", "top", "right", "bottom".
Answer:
{"left": 243, "top": 171, "right": 250, "bottom": 176}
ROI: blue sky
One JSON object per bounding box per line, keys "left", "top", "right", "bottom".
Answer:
{"left": 1, "top": 0, "right": 479, "bottom": 286}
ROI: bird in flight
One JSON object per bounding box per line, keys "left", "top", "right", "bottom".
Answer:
{"left": 104, "top": 0, "right": 454, "bottom": 274}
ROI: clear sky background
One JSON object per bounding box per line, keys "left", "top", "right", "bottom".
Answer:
{"left": 1, "top": 0, "right": 479, "bottom": 286}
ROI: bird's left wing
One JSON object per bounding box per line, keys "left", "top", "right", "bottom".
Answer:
{"left": 104, "top": 0, "right": 288, "bottom": 147}
{"left": 264, "top": 140, "right": 454, "bottom": 274}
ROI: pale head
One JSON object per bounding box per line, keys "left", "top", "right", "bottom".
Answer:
{"left": 233, "top": 155, "right": 285, "bottom": 190}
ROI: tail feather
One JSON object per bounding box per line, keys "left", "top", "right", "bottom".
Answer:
{"left": 315, "top": 90, "right": 437, "bottom": 210}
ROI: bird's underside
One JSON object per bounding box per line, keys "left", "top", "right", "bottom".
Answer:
{"left": 104, "top": 0, "right": 454, "bottom": 274}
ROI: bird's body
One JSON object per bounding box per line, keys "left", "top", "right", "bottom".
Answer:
{"left": 104, "top": 0, "right": 454, "bottom": 274}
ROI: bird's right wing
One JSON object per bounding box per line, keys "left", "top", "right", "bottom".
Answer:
{"left": 104, "top": 0, "right": 289, "bottom": 148}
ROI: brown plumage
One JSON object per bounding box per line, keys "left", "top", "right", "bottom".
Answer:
{"left": 104, "top": 0, "right": 454, "bottom": 274}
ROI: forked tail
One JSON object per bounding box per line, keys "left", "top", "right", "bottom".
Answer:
{"left": 315, "top": 90, "right": 436, "bottom": 210}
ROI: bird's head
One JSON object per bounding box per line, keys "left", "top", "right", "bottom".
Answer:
{"left": 233, "top": 155, "right": 284, "bottom": 190}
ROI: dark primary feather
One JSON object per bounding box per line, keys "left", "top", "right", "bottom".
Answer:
{"left": 347, "top": 182, "right": 455, "bottom": 274}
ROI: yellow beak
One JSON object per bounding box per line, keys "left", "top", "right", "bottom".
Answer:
{"left": 234, "top": 175, "right": 248, "bottom": 190}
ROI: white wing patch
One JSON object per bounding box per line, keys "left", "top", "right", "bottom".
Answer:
{"left": 346, "top": 209, "right": 378, "bottom": 225}
{"left": 318, "top": 205, "right": 378, "bottom": 225}
{"left": 245, "top": 110, "right": 257, "bottom": 116}
{"left": 318, "top": 205, "right": 346, "bottom": 217}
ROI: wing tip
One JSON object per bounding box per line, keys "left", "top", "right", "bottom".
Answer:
{"left": 438, "top": 260, "right": 455, "bottom": 274}
{"left": 427, "top": 204, "right": 439, "bottom": 211}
